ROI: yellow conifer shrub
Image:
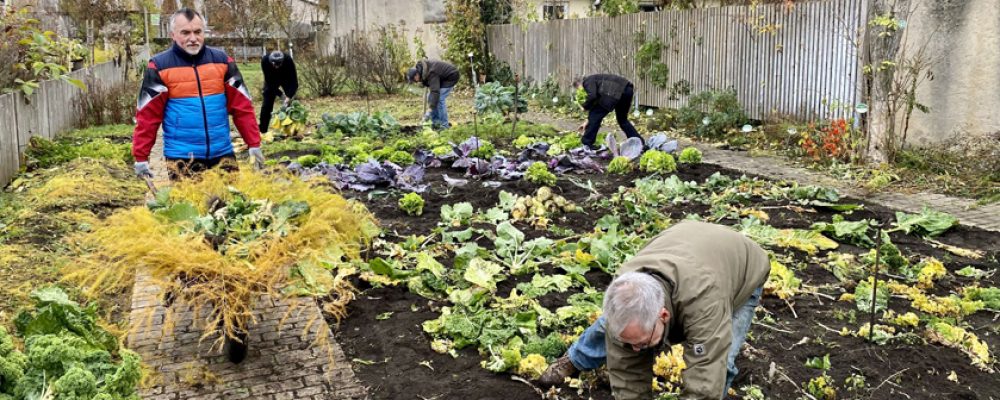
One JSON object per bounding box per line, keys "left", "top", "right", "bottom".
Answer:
{"left": 66, "top": 169, "right": 378, "bottom": 347}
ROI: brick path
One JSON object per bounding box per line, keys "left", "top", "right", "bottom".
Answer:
{"left": 127, "top": 137, "right": 366, "bottom": 400}
{"left": 524, "top": 112, "right": 1000, "bottom": 232}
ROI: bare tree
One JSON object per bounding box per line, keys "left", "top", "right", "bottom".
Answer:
{"left": 860, "top": 0, "right": 937, "bottom": 164}
{"left": 206, "top": 0, "right": 273, "bottom": 62}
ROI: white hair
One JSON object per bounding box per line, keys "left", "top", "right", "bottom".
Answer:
{"left": 169, "top": 8, "right": 203, "bottom": 33}
{"left": 603, "top": 271, "right": 665, "bottom": 341}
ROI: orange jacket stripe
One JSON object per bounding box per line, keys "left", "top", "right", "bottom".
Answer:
{"left": 159, "top": 63, "right": 229, "bottom": 98}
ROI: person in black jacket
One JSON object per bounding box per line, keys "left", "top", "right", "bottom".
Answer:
{"left": 259, "top": 50, "right": 298, "bottom": 133}
{"left": 406, "top": 59, "right": 460, "bottom": 129}
{"left": 574, "top": 74, "right": 644, "bottom": 149}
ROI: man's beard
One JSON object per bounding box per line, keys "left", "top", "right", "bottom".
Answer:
{"left": 182, "top": 43, "right": 202, "bottom": 55}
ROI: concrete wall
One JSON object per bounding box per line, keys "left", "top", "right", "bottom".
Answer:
{"left": 325, "top": 0, "right": 445, "bottom": 59}
{"left": 900, "top": 0, "right": 1000, "bottom": 145}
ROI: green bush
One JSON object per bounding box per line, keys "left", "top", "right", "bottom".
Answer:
{"left": 675, "top": 89, "right": 748, "bottom": 139}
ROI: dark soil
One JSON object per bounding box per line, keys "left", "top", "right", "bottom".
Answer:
{"left": 332, "top": 161, "right": 1000, "bottom": 400}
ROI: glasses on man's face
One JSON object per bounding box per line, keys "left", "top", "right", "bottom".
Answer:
{"left": 629, "top": 319, "right": 661, "bottom": 352}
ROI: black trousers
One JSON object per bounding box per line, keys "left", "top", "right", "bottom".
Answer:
{"left": 165, "top": 154, "right": 236, "bottom": 181}
{"left": 258, "top": 90, "right": 282, "bottom": 133}
{"left": 582, "top": 84, "right": 643, "bottom": 147}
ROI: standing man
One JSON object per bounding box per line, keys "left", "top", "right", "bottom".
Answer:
{"left": 539, "top": 221, "right": 771, "bottom": 400}
{"left": 259, "top": 50, "right": 299, "bottom": 134}
{"left": 132, "top": 8, "right": 264, "bottom": 180}
{"left": 574, "top": 74, "right": 644, "bottom": 150}
{"left": 406, "top": 59, "right": 459, "bottom": 130}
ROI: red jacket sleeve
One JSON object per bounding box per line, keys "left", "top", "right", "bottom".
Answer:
{"left": 132, "top": 61, "right": 168, "bottom": 162}
{"left": 224, "top": 57, "right": 261, "bottom": 148}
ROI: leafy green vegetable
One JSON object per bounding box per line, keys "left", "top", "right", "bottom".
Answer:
{"left": 854, "top": 278, "right": 890, "bottom": 313}
{"left": 811, "top": 215, "right": 876, "bottom": 247}
{"left": 463, "top": 258, "right": 506, "bottom": 292}
{"left": 441, "top": 202, "right": 475, "bottom": 228}
{"left": 607, "top": 156, "right": 633, "bottom": 174}
{"left": 516, "top": 274, "right": 574, "bottom": 298}
{"left": 522, "top": 332, "right": 567, "bottom": 360}
{"left": 399, "top": 193, "right": 425, "bottom": 216}
{"left": 963, "top": 286, "right": 1000, "bottom": 309}
{"left": 475, "top": 82, "right": 528, "bottom": 119}
{"left": 638, "top": 150, "right": 677, "bottom": 173}
{"left": 891, "top": 207, "right": 959, "bottom": 237}
{"left": 956, "top": 266, "right": 992, "bottom": 280}
{"left": 739, "top": 218, "right": 838, "bottom": 254}
{"left": 4, "top": 288, "right": 141, "bottom": 400}
{"left": 317, "top": 111, "right": 400, "bottom": 138}
{"left": 525, "top": 162, "right": 557, "bottom": 186}
{"left": 493, "top": 222, "right": 553, "bottom": 275}
{"left": 805, "top": 354, "right": 831, "bottom": 371}
{"left": 678, "top": 147, "right": 702, "bottom": 164}
{"left": 296, "top": 154, "right": 321, "bottom": 168}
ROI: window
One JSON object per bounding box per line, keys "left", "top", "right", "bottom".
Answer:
{"left": 543, "top": 3, "right": 567, "bottom": 20}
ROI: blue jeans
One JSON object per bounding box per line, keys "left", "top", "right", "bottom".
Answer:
{"left": 568, "top": 286, "right": 763, "bottom": 398}
{"left": 429, "top": 86, "right": 452, "bottom": 129}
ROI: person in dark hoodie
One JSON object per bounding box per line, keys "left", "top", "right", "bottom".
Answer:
{"left": 573, "top": 74, "right": 644, "bottom": 150}
{"left": 406, "top": 59, "right": 460, "bottom": 130}
{"left": 258, "top": 50, "right": 299, "bottom": 134}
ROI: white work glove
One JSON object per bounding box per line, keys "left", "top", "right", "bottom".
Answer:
{"left": 134, "top": 161, "right": 153, "bottom": 179}
{"left": 423, "top": 111, "right": 432, "bottom": 122}
{"left": 248, "top": 147, "right": 265, "bottom": 170}
{"left": 282, "top": 97, "right": 291, "bottom": 107}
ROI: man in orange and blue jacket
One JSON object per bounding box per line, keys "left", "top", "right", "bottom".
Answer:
{"left": 132, "top": 8, "right": 263, "bottom": 179}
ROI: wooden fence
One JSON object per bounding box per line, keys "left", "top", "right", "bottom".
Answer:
{"left": 0, "top": 62, "right": 124, "bottom": 188}
{"left": 487, "top": 0, "right": 869, "bottom": 121}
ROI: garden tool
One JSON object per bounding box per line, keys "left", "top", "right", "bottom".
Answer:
{"left": 143, "top": 176, "right": 158, "bottom": 197}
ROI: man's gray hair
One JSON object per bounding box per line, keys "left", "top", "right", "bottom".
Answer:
{"left": 169, "top": 8, "right": 203, "bottom": 32}
{"left": 603, "top": 271, "right": 665, "bottom": 341}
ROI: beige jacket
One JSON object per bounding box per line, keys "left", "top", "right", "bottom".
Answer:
{"left": 606, "top": 221, "right": 770, "bottom": 400}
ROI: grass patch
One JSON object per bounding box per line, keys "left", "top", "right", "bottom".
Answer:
{"left": 0, "top": 159, "right": 144, "bottom": 326}
{"left": 24, "top": 125, "right": 134, "bottom": 170}
{"left": 894, "top": 147, "right": 1000, "bottom": 204}
{"left": 238, "top": 62, "right": 264, "bottom": 98}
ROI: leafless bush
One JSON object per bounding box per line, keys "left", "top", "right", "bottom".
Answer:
{"left": 75, "top": 77, "right": 138, "bottom": 127}
{"left": 340, "top": 25, "right": 412, "bottom": 95}
{"left": 299, "top": 55, "right": 348, "bottom": 98}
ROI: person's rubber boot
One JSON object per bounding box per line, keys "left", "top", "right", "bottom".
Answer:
{"left": 538, "top": 355, "right": 577, "bottom": 387}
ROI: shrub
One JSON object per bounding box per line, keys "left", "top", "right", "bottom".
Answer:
{"left": 675, "top": 89, "right": 747, "bottom": 139}
{"left": 639, "top": 150, "right": 677, "bottom": 173}
{"left": 525, "top": 162, "right": 557, "bottom": 186}
{"left": 678, "top": 147, "right": 702, "bottom": 164}
{"left": 342, "top": 25, "right": 411, "bottom": 94}
{"left": 398, "top": 193, "right": 425, "bottom": 216}
{"left": 299, "top": 55, "right": 348, "bottom": 97}
{"left": 75, "top": 77, "right": 138, "bottom": 128}
{"left": 607, "top": 156, "right": 633, "bottom": 174}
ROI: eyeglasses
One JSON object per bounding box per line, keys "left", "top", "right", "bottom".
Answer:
{"left": 629, "top": 319, "right": 662, "bottom": 352}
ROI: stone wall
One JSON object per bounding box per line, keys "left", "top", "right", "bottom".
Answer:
{"left": 900, "top": 0, "right": 1000, "bottom": 145}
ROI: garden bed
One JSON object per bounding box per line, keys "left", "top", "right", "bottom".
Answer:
{"left": 327, "top": 161, "right": 1000, "bottom": 399}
